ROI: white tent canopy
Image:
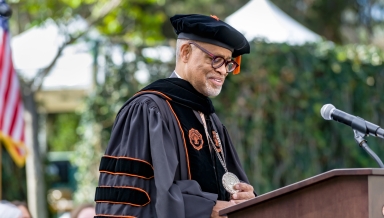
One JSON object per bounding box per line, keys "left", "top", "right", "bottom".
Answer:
{"left": 226, "top": 0, "right": 321, "bottom": 44}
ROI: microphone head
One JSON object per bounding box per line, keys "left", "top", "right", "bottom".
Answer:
{"left": 320, "top": 104, "right": 335, "bottom": 120}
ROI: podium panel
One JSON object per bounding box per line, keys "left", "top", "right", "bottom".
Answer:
{"left": 220, "top": 169, "right": 384, "bottom": 218}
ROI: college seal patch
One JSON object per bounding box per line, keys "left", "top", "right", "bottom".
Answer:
{"left": 189, "top": 128, "right": 204, "bottom": 150}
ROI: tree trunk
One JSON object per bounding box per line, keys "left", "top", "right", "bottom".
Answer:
{"left": 23, "top": 88, "right": 47, "bottom": 218}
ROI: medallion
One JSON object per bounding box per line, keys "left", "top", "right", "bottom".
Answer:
{"left": 222, "top": 172, "right": 240, "bottom": 195}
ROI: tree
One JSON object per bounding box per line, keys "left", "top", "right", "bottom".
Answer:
{"left": 10, "top": 0, "right": 250, "bottom": 214}
{"left": 215, "top": 41, "right": 384, "bottom": 193}
{"left": 270, "top": 0, "right": 384, "bottom": 45}
{"left": 10, "top": 1, "right": 166, "bottom": 217}
{"left": 15, "top": 0, "right": 384, "bottom": 214}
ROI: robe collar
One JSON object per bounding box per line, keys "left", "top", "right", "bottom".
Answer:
{"left": 140, "top": 78, "right": 215, "bottom": 115}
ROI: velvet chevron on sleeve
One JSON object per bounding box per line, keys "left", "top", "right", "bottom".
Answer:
{"left": 95, "top": 94, "right": 217, "bottom": 218}
{"left": 95, "top": 77, "right": 252, "bottom": 218}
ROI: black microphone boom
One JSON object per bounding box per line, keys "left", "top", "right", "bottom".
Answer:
{"left": 320, "top": 104, "right": 384, "bottom": 138}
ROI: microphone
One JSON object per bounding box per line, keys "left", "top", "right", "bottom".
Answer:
{"left": 320, "top": 104, "right": 384, "bottom": 138}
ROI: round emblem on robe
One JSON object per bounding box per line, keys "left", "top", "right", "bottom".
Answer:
{"left": 189, "top": 128, "right": 204, "bottom": 150}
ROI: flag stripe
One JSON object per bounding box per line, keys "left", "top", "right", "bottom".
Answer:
{"left": 0, "top": 14, "right": 26, "bottom": 167}
{"left": 2, "top": 66, "right": 18, "bottom": 134}
{"left": 0, "top": 29, "right": 5, "bottom": 78}
{"left": 0, "top": 33, "right": 10, "bottom": 130}
{"left": 11, "top": 100, "right": 23, "bottom": 141}
{"left": 9, "top": 90, "right": 20, "bottom": 136}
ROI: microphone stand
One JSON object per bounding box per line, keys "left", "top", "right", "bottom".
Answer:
{"left": 351, "top": 116, "right": 384, "bottom": 168}
{"left": 352, "top": 126, "right": 384, "bottom": 168}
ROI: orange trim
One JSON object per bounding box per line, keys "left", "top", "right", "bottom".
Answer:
{"left": 96, "top": 215, "right": 136, "bottom": 218}
{"left": 99, "top": 171, "right": 154, "bottom": 180}
{"left": 233, "top": 56, "right": 242, "bottom": 75}
{"left": 103, "top": 155, "right": 154, "bottom": 170}
{"left": 134, "top": 90, "right": 172, "bottom": 101}
{"left": 165, "top": 100, "right": 192, "bottom": 179}
{"left": 210, "top": 15, "right": 220, "bottom": 21}
{"left": 97, "top": 186, "right": 150, "bottom": 207}
{"left": 96, "top": 200, "right": 149, "bottom": 207}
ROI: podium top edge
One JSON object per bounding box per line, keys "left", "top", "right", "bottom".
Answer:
{"left": 219, "top": 168, "right": 384, "bottom": 216}
{"left": 327, "top": 168, "right": 384, "bottom": 175}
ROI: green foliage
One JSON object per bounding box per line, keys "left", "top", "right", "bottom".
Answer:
{"left": 270, "top": 0, "right": 384, "bottom": 44}
{"left": 10, "top": 0, "right": 166, "bottom": 46}
{"left": 162, "top": 0, "right": 249, "bottom": 18}
{"left": 95, "top": 1, "right": 166, "bottom": 45}
{"left": 1, "top": 144, "right": 27, "bottom": 201}
{"left": 17, "top": 0, "right": 384, "bottom": 204}
{"left": 10, "top": 0, "right": 249, "bottom": 44}
{"left": 76, "top": 39, "right": 384, "bottom": 198}
{"left": 46, "top": 113, "right": 81, "bottom": 151}
{"left": 11, "top": 0, "right": 249, "bottom": 206}
{"left": 214, "top": 40, "right": 384, "bottom": 194}
{"left": 270, "top": 0, "right": 351, "bottom": 43}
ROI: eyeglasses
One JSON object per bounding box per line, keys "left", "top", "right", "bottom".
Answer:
{"left": 189, "top": 42, "right": 239, "bottom": 73}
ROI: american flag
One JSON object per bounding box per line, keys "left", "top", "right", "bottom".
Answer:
{"left": 0, "top": 4, "right": 27, "bottom": 167}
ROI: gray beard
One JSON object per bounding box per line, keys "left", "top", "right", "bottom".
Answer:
{"left": 204, "top": 81, "right": 222, "bottom": 97}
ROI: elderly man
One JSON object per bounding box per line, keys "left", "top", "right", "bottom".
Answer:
{"left": 95, "top": 14, "right": 255, "bottom": 218}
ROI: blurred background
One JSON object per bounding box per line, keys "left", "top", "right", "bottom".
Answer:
{"left": 1, "top": 0, "right": 384, "bottom": 217}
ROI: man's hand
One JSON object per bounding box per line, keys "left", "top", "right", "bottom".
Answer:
{"left": 211, "top": 200, "right": 235, "bottom": 218}
{"left": 230, "top": 183, "right": 255, "bottom": 204}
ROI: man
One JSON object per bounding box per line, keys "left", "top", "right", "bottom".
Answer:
{"left": 94, "top": 14, "right": 255, "bottom": 218}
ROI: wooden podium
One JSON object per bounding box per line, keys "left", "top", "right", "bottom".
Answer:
{"left": 220, "top": 168, "right": 384, "bottom": 218}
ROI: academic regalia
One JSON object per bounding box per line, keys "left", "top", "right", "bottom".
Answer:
{"left": 94, "top": 73, "right": 251, "bottom": 218}
{"left": 95, "top": 13, "right": 253, "bottom": 218}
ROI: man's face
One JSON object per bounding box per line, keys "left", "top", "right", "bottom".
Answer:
{"left": 184, "top": 42, "right": 232, "bottom": 97}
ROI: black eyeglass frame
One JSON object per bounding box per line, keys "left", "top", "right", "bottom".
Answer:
{"left": 189, "top": 42, "right": 239, "bottom": 73}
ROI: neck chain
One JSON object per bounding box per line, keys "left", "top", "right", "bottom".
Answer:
{"left": 199, "top": 112, "right": 240, "bottom": 195}
{"left": 199, "top": 112, "right": 228, "bottom": 172}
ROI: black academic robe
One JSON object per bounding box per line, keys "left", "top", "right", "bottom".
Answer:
{"left": 95, "top": 74, "right": 251, "bottom": 218}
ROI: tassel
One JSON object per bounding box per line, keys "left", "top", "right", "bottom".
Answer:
{"left": 210, "top": 15, "right": 220, "bottom": 21}
{"left": 233, "top": 56, "right": 242, "bottom": 75}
